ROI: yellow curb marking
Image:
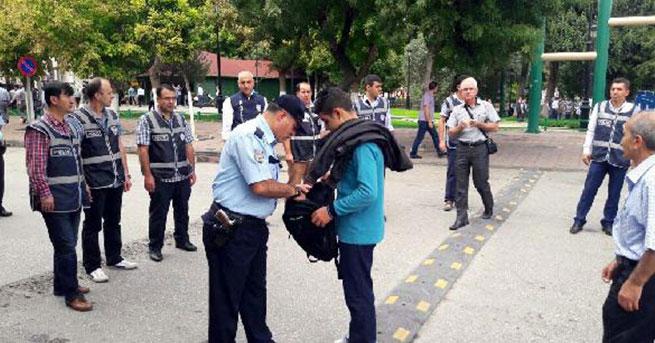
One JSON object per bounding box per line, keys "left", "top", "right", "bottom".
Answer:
{"left": 451, "top": 232, "right": 462, "bottom": 238}
{"left": 486, "top": 224, "right": 495, "bottom": 231}
{"left": 463, "top": 247, "right": 475, "bottom": 255}
{"left": 495, "top": 215, "right": 504, "bottom": 221}
{"left": 416, "top": 301, "right": 431, "bottom": 312}
{"left": 451, "top": 262, "right": 462, "bottom": 270}
{"left": 503, "top": 207, "right": 511, "bottom": 213}
{"left": 475, "top": 235, "right": 485, "bottom": 242}
{"left": 393, "top": 328, "right": 410, "bottom": 342}
{"left": 434, "top": 279, "right": 448, "bottom": 289}
{"left": 385, "top": 295, "right": 399, "bottom": 304}
{"left": 438, "top": 244, "right": 449, "bottom": 251}
{"left": 405, "top": 275, "right": 418, "bottom": 283}
{"left": 422, "top": 258, "right": 435, "bottom": 266}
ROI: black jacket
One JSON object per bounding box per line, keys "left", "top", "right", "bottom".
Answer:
{"left": 306, "top": 119, "right": 412, "bottom": 184}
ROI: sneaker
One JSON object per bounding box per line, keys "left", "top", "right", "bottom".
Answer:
{"left": 410, "top": 154, "right": 423, "bottom": 159}
{"left": 89, "top": 268, "right": 109, "bottom": 283}
{"left": 443, "top": 201, "right": 454, "bottom": 211}
{"left": 110, "top": 259, "right": 138, "bottom": 270}
{"left": 334, "top": 336, "right": 349, "bottom": 343}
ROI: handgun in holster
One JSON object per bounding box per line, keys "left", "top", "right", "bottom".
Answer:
{"left": 212, "top": 208, "right": 242, "bottom": 247}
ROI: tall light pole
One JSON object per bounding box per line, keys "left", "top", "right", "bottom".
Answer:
{"left": 214, "top": 1, "right": 223, "bottom": 106}
{"left": 580, "top": 9, "right": 597, "bottom": 130}
{"left": 405, "top": 47, "right": 411, "bottom": 109}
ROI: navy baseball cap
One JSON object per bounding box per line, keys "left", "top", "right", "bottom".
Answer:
{"left": 273, "top": 95, "right": 306, "bottom": 124}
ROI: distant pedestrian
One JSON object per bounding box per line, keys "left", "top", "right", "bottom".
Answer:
{"left": 25, "top": 81, "right": 92, "bottom": 311}
{"left": 601, "top": 111, "right": 655, "bottom": 342}
{"left": 447, "top": 77, "right": 500, "bottom": 230}
{"left": 438, "top": 75, "right": 467, "bottom": 212}
{"left": 136, "top": 84, "right": 198, "bottom": 262}
{"left": 354, "top": 74, "right": 394, "bottom": 132}
{"left": 137, "top": 86, "right": 145, "bottom": 106}
{"left": 127, "top": 86, "right": 137, "bottom": 106}
{"left": 410, "top": 81, "right": 443, "bottom": 159}
{"left": 0, "top": 83, "right": 10, "bottom": 124}
{"left": 0, "top": 108, "right": 10, "bottom": 218}
{"left": 221, "top": 71, "right": 267, "bottom": 141}
{"left": 570, "top": 78, "right": 640, "bottom": 236}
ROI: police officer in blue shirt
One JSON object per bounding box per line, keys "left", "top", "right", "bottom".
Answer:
{"left": 203, "top": 95, "right": 308, "bottom": 343}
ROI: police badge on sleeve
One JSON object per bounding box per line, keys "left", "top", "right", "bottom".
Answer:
{"left": 256, "top": 104, "right": 262, "bottom": 113}
{"left": 254, "top": 149, "right": 265, "bottom": 163}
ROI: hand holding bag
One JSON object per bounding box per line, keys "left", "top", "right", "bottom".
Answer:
{"left": 464, "top": 104, "right": 498, "bottom": 155}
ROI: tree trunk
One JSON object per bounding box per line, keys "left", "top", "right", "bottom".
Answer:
{"left": 518, "top": 58, "right": 530, "bottom": 97}
{"left": 278, "top": 72, "right": 287, "bottom": 95}
{"left": 545, "top": 61, "right": 559, "bottom": 106}
{"left": 148, "top": 57, "right": 162, "bottom": 105}
{"left": 183, "top": 74, "right": 196, "bottom": 139}
{"left": 422, "top": 47, "right": 435, "bottom": 92}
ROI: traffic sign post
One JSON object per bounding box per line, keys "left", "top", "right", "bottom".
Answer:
{"left": 17, "top": 56, "right": 38, "bottom": 122}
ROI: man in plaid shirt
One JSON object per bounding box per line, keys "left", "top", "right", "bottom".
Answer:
{"left": 25, "top": 81, "right": 93, "bottom": 312}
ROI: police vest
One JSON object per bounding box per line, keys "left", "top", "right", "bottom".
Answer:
{"left": 27, "top": 117, "right": 87, "bottom": 213}
{"left": 290, "top": 108, "right": 321, "bottom": 161}
{"left": 230, "top": 92, "right": 266, "bottom": 130}
{"left": 145, "top": 112, "right": 191, "bottom": 180}
{"left": 354, "top": 97, "right": 389, "bottom": 126}
{"left": 444, "top": 95, "right": 463, "bottom": 149}
{"left": 72, "top": 108, "right": 125, "bottom": 189}
{"left": 591, "top": 101, "right": 637, "bottom": 168}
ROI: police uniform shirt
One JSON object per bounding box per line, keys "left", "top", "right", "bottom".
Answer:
{"left": 355, "top": 96, "right": 394, "bottom": 131}
{"left": 212, "top": 115, "right": 279, "bottom": 219}
{"left": 446, "top": 99, "right": 500, "bottom": 143}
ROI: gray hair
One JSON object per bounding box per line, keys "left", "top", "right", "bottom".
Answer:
{"left": 237, "top": 70, "right": 254, "bottom": 81}
{"left": 461, "top": 77, "right": 478, "bottom": 89}
{"left": 630, "top": 111, "right": 655, "bottom": 151}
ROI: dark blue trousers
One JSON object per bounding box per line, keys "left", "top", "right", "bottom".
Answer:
{"left": 43, "top": 211, "right": 81, "bottom": 301}
{"left": 205, "top": 219, "right": 272, "bottom": 343}
{"left": 410, "top": 121, "right": 439, "bottom": 156}
{"left": 339, "top": 242, "right": 376, "bottom": 343}
{"left": 574, "top": 161, "right": 627, "bottom": 228}
{"left": 444, "top": 148, "right": 457, "bottom": 202}
{"left": 148, "top": 178, "right": 191, "bottom": 252}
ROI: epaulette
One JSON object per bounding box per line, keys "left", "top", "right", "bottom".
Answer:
{"left": 254, "top": 127, "right": 264, "bottom": 139}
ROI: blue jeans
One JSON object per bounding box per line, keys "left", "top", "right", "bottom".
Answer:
{"left": 410, "top": 121, "right": 439, "bottom": 156}
{"left": 43, "top": 211, "right": 81, "bottom": 301}
{"left": 445, "top": 148, "right": 457, "bottom": 201}
{"left": 574, "top": 161, "right": 627, "bottom": 227}
{"left": 339, "top": 242, "right": 376, "bottom": 343}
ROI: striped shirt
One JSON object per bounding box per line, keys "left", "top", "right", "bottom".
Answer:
{"left": 613, "top": 154, "right": 655, "bottom": 261}
{"left": 135, "top": 111, "right": 194, "bottom": 183}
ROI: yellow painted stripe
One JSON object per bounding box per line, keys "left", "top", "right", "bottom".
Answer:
{"left": 385, "top": 295, "right": 399, "bottom": 304}
{"left": 503, "top": 208, "right": 510, "bottom": 213}
{"left": 451, "top": 232, "right": 461, "bottom": 238}
{"left": 463, "top": 247, "right": 475, "bottom": 255}
{"left": 416, "top": 301, "right": 431, "bottom": 312}
{"left": 422, "top": 258, "right": 435, "bottom": 266}
{"left": 393, "top": 328, "right": 410, "bottom": 342}
{"left": 486, "top": 224, "right": 495, "bottom": 231}
{"left": 451, "top": 262, "right": 462, "bottom": 270}
{"left": 405, "top": 275, "right": 418, "bottom": 283}
{"left": 475, "top": 235, "right": 485, "bottom": 242}
{"left": 438, "top": 244, "right": 449, "bottom": 251}
{"left": 434, "top": 279, "right": 448, "bottom": 289}
{"left": 495, "top": 215, "right": 504, "bottom": 221}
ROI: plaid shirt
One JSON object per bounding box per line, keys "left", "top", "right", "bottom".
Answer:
{"left": 136, "top": 111, "right": 194, "bottom": 183}
{"left": 25, "top": 113, "right": 82, "bottom": 198}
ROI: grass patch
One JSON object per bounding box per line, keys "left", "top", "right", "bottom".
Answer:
{"left": 119, "top": 110, "right": 221, "bottom": 122}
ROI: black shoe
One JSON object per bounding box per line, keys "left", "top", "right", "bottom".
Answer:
{"left": 449, "top": 215, "right": 469, "bottom": 230}
{"left": 0, "top": 208, "right": 12, "bottom": 217}
{"left": 602, "top": 225, "right": 613, "bottom": 236}
{"left": 149, "top": 250, "right": 163, "bottom": 262}
{"left": 481, "top": 210, "right": 493, "bottom": 219}
{"left": 410, "top": 154, "right": 422, "bottom": 159}
{"left": 175, "top": 241, "right": 197, "bottom": 252}
{"left": 569, "top": 223, "right": 583, "bottom": 234}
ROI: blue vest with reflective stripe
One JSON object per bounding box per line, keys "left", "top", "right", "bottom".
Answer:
{"left": 591, "top": 101, "right": 637, "bottom": 168}
{"left": 354, "top": 97, "right": 388, "bottom": 126}
{"left": 230, "top": 92, "right": 266, "bottom": 130}
{"left": 72, "top": 108, "right": 125, "bottom": 189}
{"left": 145, "top": 112, "right": 191, "bottom": 180}
{"left": 27, "top": 117, "right": 87, "bottom": 212}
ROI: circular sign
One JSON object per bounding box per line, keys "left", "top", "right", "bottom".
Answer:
{"left": 17, "top": 56, "right": 38, "bottom": 78}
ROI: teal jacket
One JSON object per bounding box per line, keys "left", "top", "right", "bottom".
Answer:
{"left": 332, "top": 142, "right": 385, "bottom": 245}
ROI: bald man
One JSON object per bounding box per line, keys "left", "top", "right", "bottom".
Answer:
{"left": 221, "top": 71, "right": 268, "bottom": 141}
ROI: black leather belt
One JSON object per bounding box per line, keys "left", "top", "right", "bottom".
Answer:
{"left": 211, "top": 202, "right": 266, "bottom": 225}
{"left": 458, "top": 140, "right": 486, "bottom": 147}
{"left": 616, "top": 255, "right": 638, "bottom": 268}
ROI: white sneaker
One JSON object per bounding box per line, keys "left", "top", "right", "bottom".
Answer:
{"left": 334, "top": 336, "right": 349, "bottom": 343}
{"left": 111, "top": 259, "right": 138, "bottom": 270}
{"left": 89, "top": 268, "right": 109, "bottom": 283}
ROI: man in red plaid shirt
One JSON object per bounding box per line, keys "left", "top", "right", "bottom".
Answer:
{"left": 25, "top": 81, "right": 93, "bottom": 312}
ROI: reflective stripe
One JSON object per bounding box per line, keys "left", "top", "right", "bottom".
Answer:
{"left": 83, "top": 123, "right": 100, "bottom": 130}
{"left": 291, "top": 135, "right": 321, "bottom": 141}
{"left": 50, "top": 138, "right": 78, "bottom": 146}
{"left": 82, "top": 154, "right": 121, "bottom": 165}
{"left": 150, "top": 160, "right": 190, "bottom": 169}
{"left": 593, "top": 140, "right": 624, "bottom": 151}
{"left": 47, "top": 175, "right": 82, "bottom": 185}
{"left": 357, "top": 109, "right": 375, "bottom": 115}
{"left": 151, "top": 127, "right": 185, "bottom": 134}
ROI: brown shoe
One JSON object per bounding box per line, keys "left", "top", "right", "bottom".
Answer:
{"left": 66, "top": 296, "right": 93, "bottom": 312}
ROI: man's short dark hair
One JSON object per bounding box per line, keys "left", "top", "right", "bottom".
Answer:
{"left": 295, "top": 82, "right": 311, "bottom": 94}
{"left": 156, "top": 84, "right": 176, "bottom": 97}
{"left": 84, "top": 77, "right": 104, "bottom": 100}
{"left": 452, "top": 74, "right": 471, "bottom": 92}
{"left": 43, "top": 81, "right": 74, "bottom": 106}
{"left": 363, "top": 74, "right": 382, "bottom": 88}
{"left": 611, "top": 77, "right": 631, "bottom": 90}
{"left": 428, "top": 81, "right": 438, "bottom": 90}
{"left": 314, "top": 87, "right": 352, "bottom": 115}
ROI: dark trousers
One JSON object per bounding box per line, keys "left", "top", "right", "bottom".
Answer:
{"left": 444, "top": 148, "right": 457, "bottom": 202}
{"left": 148, "top": 178, "right": 191, "bottom": 252}
{"left": 0, "top": 145, "right": 5, "bottom": 209}
{"left": 43, "top": 211, "right": 81, "bottom": 301}
{"left": 204, "top": 219, "right": 272, "bottom": 343}
{"left": 339, "top": 242, "right": 376, "bottom": 343}
{"left": 82, "top": 186, "right": 124, "bottom": 273}
{"left": 574, "top": 160, "right": 627, "bottom": 227}
{"left": 410, "top": 121, "right": 439, "bottom": 156}
{"left": 602, "top": 259, "right": 655, "bottom": 342}
{"left": 455, "top": 143, "right": 493, "bottom": 213}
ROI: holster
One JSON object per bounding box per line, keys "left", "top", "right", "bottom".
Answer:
{"left": 201, "top": 202, "right": 244, "bottom": 250}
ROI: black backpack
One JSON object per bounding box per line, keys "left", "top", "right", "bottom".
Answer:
{"left": 282, "top": 182, "right": 338, "bottom": 262}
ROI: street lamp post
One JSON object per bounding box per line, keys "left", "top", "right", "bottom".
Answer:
{"left": 214, "top": 1, "right": 223, "bottom": 112}
{"left": 405, "top": 48, "right": 411, "bottom": 109}
{"left": 580, "top": 14, "right": 597, "bottom": 130}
